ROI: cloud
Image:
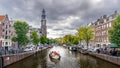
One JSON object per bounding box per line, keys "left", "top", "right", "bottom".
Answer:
{"left": 0, "top": 0, "right": 120, "bottom": 38}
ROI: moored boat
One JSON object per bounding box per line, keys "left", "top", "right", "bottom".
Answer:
{"left": 49, "top": 51, "right": 61, "bottom": 62}
{"left": 80, "top": 50, "right": 88, "bottom": 55}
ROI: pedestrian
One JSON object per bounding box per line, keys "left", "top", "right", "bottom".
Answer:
{"left": 112, "top": 49, "right": 117, "bottom": 56}
{"left": 109, "top": 49, "right": 112, "bottom": 55}
{"left": 97, "top": 49, "right": 100, "bottom": 53}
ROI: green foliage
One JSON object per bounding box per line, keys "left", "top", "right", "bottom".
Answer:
{"left": 71, "top": 36, "right": 79, "bottom": 45}
{"left": 12, "top": 37, "right": 17, "bottom": 42}
{"left": 63, "top": 35, "right": 79, "bottom": 45}
{"left": 109, "top": 15, "right": 120, "bottom": 46}
{"left": 77, "top": 26, "right": 94, "bottom": 48}
{"left": 55, "top": 38, "right": 64, "bottom": 43}
{"left": 77, "top": 27, "right": 84, "bottom": 45}
{"left": 12, "top": 20, "right": 29, "bottom": 47}
{"left": 31, "top": 31, "right": 39, "bottom": 46}
{"left": 39, "top": 35, "right": 48, "bottom": 44}
{"left": 14, "top": 21, "right": 29, "bottom": 35}
{"left": 46, "top": 39, "right": 56, "bottom": 44}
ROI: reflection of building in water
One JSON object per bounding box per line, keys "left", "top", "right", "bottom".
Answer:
{"left": 79, "top": 55, "right": 97, "bottom": 68}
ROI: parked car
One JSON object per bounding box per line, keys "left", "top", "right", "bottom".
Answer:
{"left": 71, "top": 46, "right": 78, "bottom": 51}
{"left": 82, "top": 47, "right": 87, "bottom": 50}
{"left": 87, "top": 48, "right": 95, "bottom": 52}
{"left": 24, "top": 47, "right": 33, "bottom": 52}
{"left": 94, "top": 47, "right": 100, "bottom": 52}
{"left": 68, "top": 46, "right": 72, "bottom": 50}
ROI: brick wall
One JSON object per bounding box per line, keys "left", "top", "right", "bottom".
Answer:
{"left": 3, "top": 52, "right": 34, "bottom": 67}
{"left": 89, "top": 53, "right": 120, "bottom": 65}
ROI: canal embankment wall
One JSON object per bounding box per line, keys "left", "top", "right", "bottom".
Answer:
{"left": 2, "top": 51, "right": 34, "bottom": 67}
{"left": 0, "top": 47, "right": 49, "bottom": 68}
{"left": 89, "top": 52, "right": 120, "bottom": 66}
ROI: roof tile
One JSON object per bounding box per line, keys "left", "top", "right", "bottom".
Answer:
{"left": 0, "top": 16, "right": 5, "bottom": 21}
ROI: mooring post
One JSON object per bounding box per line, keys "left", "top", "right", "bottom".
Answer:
{"left": 0, "top": 56, "right": 4, "bottom": 68}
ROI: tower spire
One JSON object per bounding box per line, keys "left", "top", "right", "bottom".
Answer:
{"left": 41, "top": 9, "right": 47, "bottom": 37}
{"left": 41, "top": 9, "right": 46, "bottom": 20}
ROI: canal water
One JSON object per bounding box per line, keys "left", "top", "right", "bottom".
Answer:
{"left": 5, "top": 46, "right": 120, "bottom": 68}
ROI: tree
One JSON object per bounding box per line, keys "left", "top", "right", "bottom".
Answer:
{"left": 12, "top": 20, "right": 29, "bottom": 48}
{"left": 77, "top": 27, "right": 94, "bottom": 49}
{"left": 47, "top": 39, "right": 57, "bottom": 44}
{"left": 71, "top": 36, "right": 79, "bottom": 45}
{"left": 55, "top": 38, "right": 64, "bottom": 43}
{"left": 63, "top": 35, "right": 79, "bottom": 45}
{"left": 77, "top": 28, "right": 84, "bottom": 46}
{"left": 12, "top": 37, "right": 17, "bottom": 42}
{"left": 39, "top": 35, "right": 48, "bottom": 45}
{"left": 31, "top": 31, "right": 39, "bottom": 46}
{"left": 109, "top": 15, "right": 120, "bottom": 46}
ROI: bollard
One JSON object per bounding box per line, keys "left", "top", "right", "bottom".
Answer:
{"left": 0, "top": 57, "right": 4, "bottom": 68}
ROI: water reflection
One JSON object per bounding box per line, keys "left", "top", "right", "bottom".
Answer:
{"left": 6, "top": 46, "right": 120, "bottom": 68}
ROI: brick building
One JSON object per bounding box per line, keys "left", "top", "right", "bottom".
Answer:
{"left": 92, "top": 11, "right": 118, "bottom": 47}
{"left": 0, "top": 14, "right": 15, "bottom": 49}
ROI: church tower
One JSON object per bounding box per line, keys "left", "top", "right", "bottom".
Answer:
{"left": 41, "top": 9, "right": 47, "bottom": 36}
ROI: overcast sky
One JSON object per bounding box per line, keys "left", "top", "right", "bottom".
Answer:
{"left": 0, "top": 0, "right": 120, "bottom": 38}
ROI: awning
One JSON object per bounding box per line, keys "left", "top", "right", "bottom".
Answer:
{"left": 110, "top": 43, "right": 120, "bottom": 48}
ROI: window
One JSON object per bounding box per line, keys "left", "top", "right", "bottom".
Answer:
{"left": 6, "top": 42, "right": 8, "bottom": 45}
{"left": 3, "top": 23, "right": 4, "bottom": 26}
{"left": 9, "top": 36, "right": 10, "bottom": 39}
{"left": 5, "top": 36, "right": 8, "bottom": 39}
{"left": 6, "top": 31, "right": 7, "bottom": 35}
{"left": 3, "top": 29, "right": 4, "bottom": 32}
{"left": 101, "top": 26, "right": 103, "bottom": 29}
{"left": 6, "top": 25, "right": 7, "bottom": 29}
{"left": 9, "top": 25, "right": 11, "bottom": 27}
{"left": 3, "top": 35, "right": 4, "bottom": 38}
{"left": 109, "top": 17, "right": 112, "bottom": 20}
{"left": 104, "top": 19, "right": 106, "bottom": 23}
{"left": 109, "top": 23, "right": 111, "bottom": 27}
{"left": 3, "top": 42, "right": 4, "bottom": 45}
{"left": 107, "top": 23, "right": 108, "bottom": 28}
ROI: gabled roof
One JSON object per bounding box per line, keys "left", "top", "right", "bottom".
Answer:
{"left": 0, "top": 15, "right": 5, "bottom": 21}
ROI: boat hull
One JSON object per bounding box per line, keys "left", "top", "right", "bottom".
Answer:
{"left": 49, "top": 53, "right": 61, "bottom": 63}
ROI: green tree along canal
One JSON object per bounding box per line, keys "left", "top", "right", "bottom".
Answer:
{"left": 5, "top": 46, "right": 119, "bottom": 68}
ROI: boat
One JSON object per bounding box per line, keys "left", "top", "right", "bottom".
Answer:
{"left": 49, "top": 51, "right": 61, "bottom": 63}
{"left": 80, "top": 50, "right": 88, "bottom": 55}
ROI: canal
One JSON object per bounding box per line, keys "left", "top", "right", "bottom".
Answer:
{"left": 5, "top": 46, "right": 119, "bottom": 68}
